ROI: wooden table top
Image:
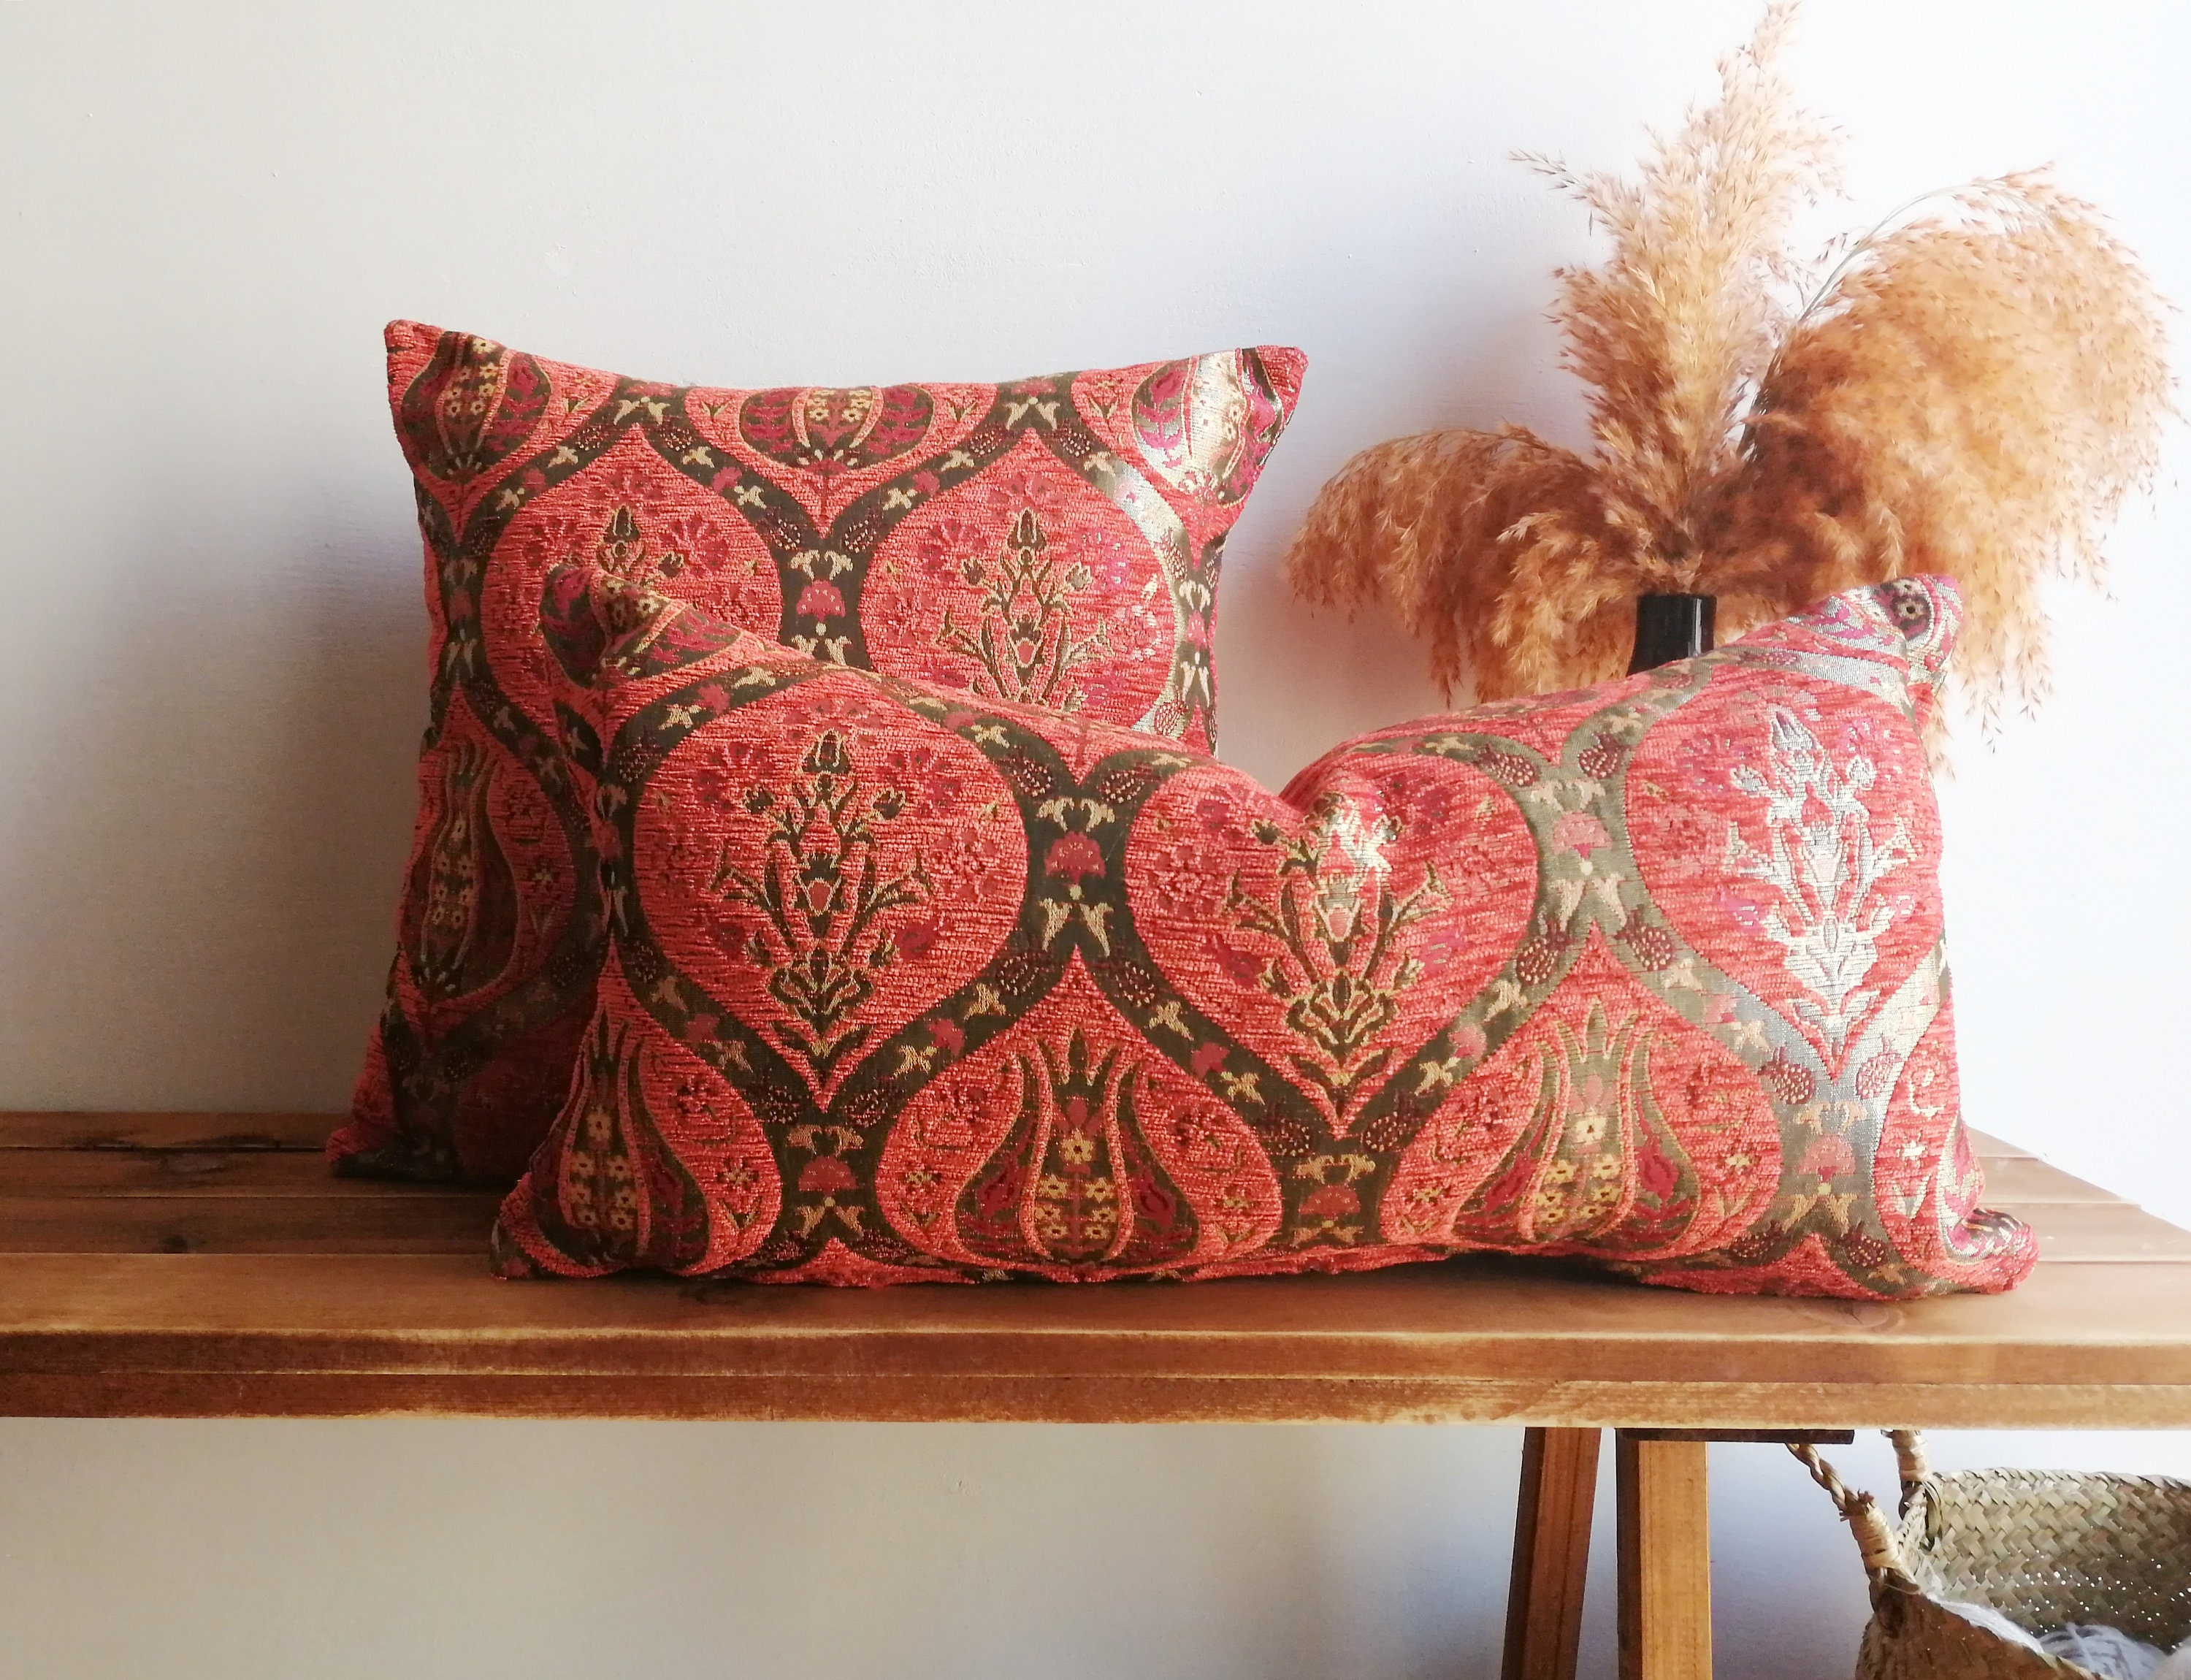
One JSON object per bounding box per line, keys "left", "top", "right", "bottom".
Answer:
{"left": 4, "top": 1112, "right": 2188, "bottom": 1427}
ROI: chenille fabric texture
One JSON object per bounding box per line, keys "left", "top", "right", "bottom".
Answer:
{"left": 334, "top": 322, "right": 1307, "bottom": 1184}
{"left": 492, "top": 569, "right": 2035, "bottom": 1299}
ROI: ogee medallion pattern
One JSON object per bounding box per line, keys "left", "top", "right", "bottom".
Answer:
{"left": 334, "top": 324, "right": 1305, "bottom": 1183}
{"left": 492, "top": 571, "right": 2035, "bottom": 1299}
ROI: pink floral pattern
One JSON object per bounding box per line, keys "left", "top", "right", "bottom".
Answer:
{"left": 493, "top": 572, "right": 2034, "bottom": 1299}
{"left": 335, "top": 324, "right": 1305, "bottom": 1183}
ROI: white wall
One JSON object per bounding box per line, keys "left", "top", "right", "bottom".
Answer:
{"left": 2, "top": 2, "right": 2186, "bottom": 1676}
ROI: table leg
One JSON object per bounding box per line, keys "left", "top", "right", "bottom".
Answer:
{"left": 1615, "top": 1432, "right": 1712, "bottom": 1680}
{"left": 1501, "top": 1427, "right": 1602, "bottom": 1680}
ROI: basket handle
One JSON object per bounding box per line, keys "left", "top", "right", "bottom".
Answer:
{"left": 1789, "top": 1433, "right": 1917, "bottom": 1581}
{"left": 1888, "top": 1428, "right": 1930, "bottom": 1503}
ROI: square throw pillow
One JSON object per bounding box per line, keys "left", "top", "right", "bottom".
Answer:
{"left": 334, "top": 322, "right": 1307, "bottom": 1184}
{"left": 492, "top": 569, "right": 2035, "bottom": 1299}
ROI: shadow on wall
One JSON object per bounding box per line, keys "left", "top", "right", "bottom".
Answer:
{"left": 0, "top": 482, "right": 424, "bottom": 1112}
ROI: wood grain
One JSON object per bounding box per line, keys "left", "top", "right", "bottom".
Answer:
{"left": 1616, "top": 1435, "right": 1712, "bottom": 1680}
{"left": 2007, "top": 1200, "right": 2191, "bottom": 1261}
{"left": 3, "top": 1116, "right": 2187, "bottom": 1424}
{"left": 0, "top": 1194, "right": 500, "bottom": 1255}
{"left": 4, "top": 1252, "right": 2191, "bottom": 1423}
{"left": 0, "top": 1112, "right": 334, "bottom": 1150}
{"left": 1981, "top": 1157, "right": 2130, "bottom": 1204}
{"left": 1503, "top": 1427, "right": 1601, "bottom": 1680}
{"left": 0, "top": 1151, "right": 470, "bottom": 1197}
{"left": 14, "top": 1368, "right": 2191, "bottom": 1426}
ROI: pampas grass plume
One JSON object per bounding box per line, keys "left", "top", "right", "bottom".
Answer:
{"left": 1285, "top": 1, "right": 2174, "bottom": 726}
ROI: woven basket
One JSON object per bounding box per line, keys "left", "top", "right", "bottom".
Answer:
{"left": 1794, "top": 1431, "right": 2191, "bottom": 1679}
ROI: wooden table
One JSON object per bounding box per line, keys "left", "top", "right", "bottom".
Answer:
{"left": 6, "top": 1112, "right": 2190, "bottom": 1679}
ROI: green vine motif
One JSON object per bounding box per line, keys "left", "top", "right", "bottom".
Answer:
{"left": 935, "top": 508, "right": 1107, "bottom": 709}
{"left": 710, "top": 729, "right": 933, "bottom": 1082}
{"left": 1225, "top": 795, "right": 1447, "bottom": 1120}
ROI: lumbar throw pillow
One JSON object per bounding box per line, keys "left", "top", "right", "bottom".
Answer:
{"left": 492, "top": 568, "right": 2035, "bottom": 1299}
{"left": 334, "top": 322, "right": 1307, "bottom": 1185}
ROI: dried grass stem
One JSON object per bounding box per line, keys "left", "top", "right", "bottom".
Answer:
{"left": 1285, "top": 1, "right": 2175, "bottom": 725}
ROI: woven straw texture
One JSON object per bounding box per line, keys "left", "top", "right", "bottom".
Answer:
{"left": 1806, "top": 1434, "right": 2191, "bottom": 1680}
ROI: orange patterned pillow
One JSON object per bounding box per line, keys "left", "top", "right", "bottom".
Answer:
{"left": 334, "top": 323, "right": 1305, "bottom": 1183}
{"left": 492, "top": 570, "right": 2034, "bottom": 1299}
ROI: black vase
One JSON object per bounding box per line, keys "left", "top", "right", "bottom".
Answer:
{"left": 1628, "top": 593, "right": 1716, "bottom": 673}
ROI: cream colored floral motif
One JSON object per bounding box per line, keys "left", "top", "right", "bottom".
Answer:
{"left": 1725, "top": 709, "right": 1911, "bottom": 1058}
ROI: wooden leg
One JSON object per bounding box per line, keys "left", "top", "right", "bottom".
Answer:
{"left": 1616, "top": 1432, "right": 1713, "bottom": 1680}
{"left": 1501, "top": 1427, "right": 1602, "bottom": 1680}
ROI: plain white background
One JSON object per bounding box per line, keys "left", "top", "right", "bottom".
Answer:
{"left": 1, "top": 1, "right": 2186, "bottom": 1675}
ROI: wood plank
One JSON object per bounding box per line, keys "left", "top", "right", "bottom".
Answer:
{"left": 1503, "top": 1427, "right": 1601, "bottom": 1680}
{"left": 0, "top": 1112, "right": 335, "bottom": 1150}
{"left": 0, "top": 1115, "right": 2182, "bottom": 1423}
{"left": 1966, "top": 1130, "right": 2031, "bottom": 1161}
{"left": 1983, "top": 1156, "right": 2131, "bottom": 1205}
{"left": 12, "top": 1369, "right": 2191, "bottom": 1426}
{"left": 0, "top": 1151, "right": 469, "bottom": 1199}
{"left": 0, "top": 1194, "right": 501, "bottom": 1255}
{"left": 5, "top": 1255, "right": 2191, "bottom": 1425}
{"left": 8, "top": 1253, "right": 2189, "bottom": 1378}
{"left": 1616, "top": 1435, "right": 1711, "bottom": 1680}
{"left": 1999, "top": 1201, "right": 2191, "bottom": 1263}
{"left": 20, "top": 1251, "right": 2191, "bottom": 1372}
